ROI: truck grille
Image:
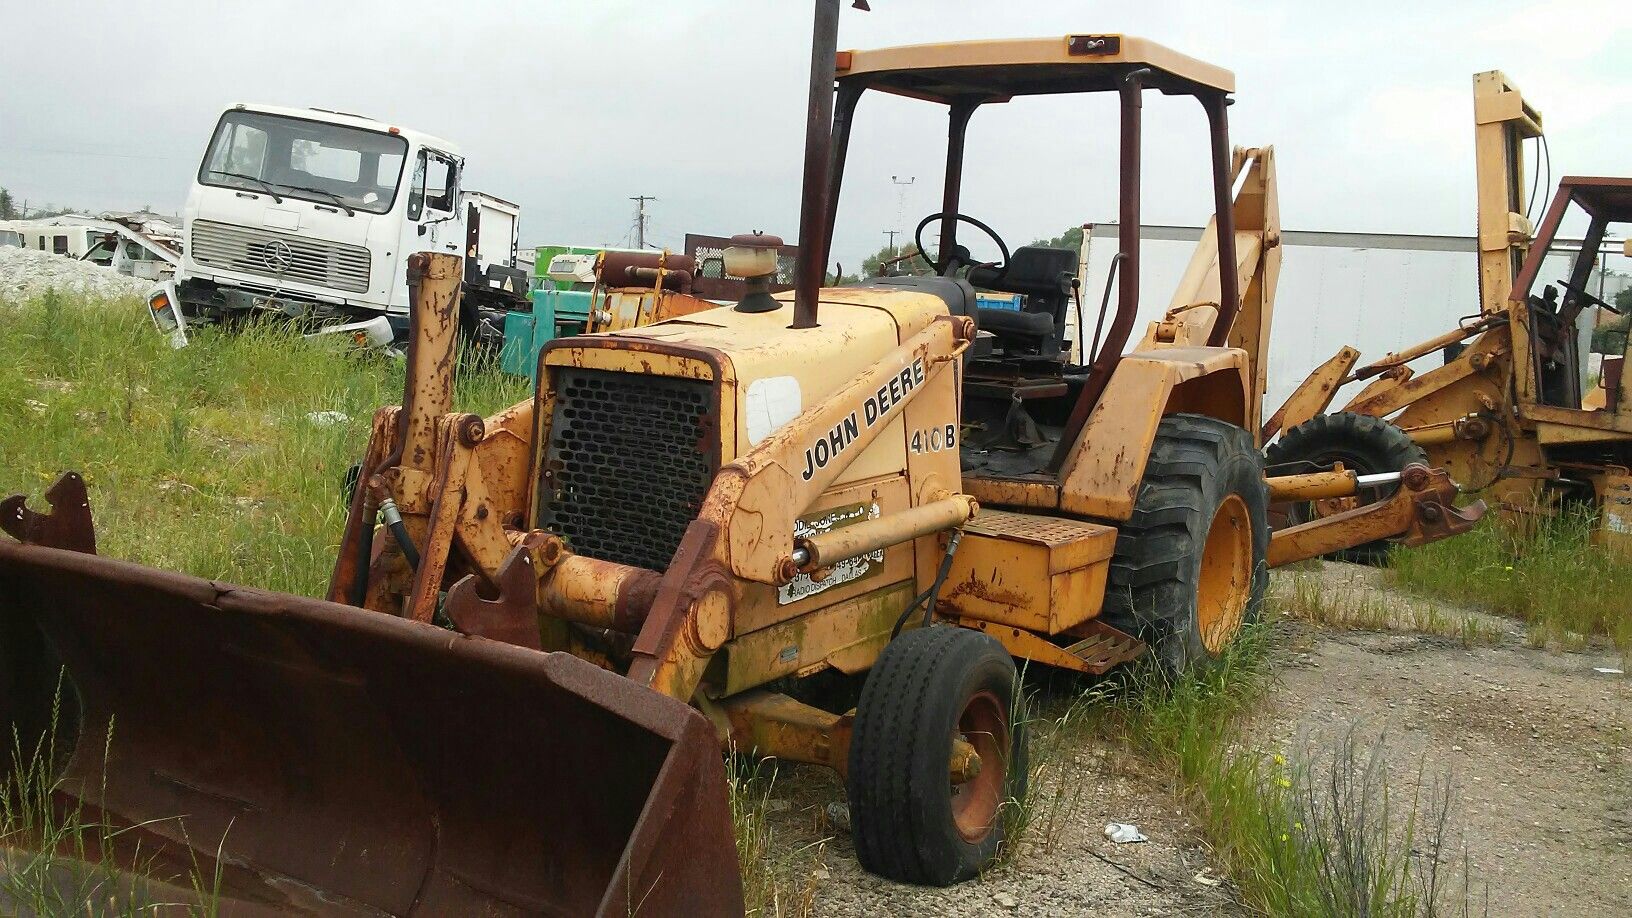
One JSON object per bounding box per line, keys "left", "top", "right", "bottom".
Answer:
{"left": 189, "top": 220, "right": 371, "bottom": 294}
{"left": 538, "top": 368, "right": 718, "bottom": 572}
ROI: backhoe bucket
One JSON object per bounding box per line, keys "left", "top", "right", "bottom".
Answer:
{"left": 0, "top": 541, "right": 743, "bottom": 916}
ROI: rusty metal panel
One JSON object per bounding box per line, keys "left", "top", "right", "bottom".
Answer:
{"left": 0, "top": 542, "right": 742, "bottom": 916}
{"left": 937, "top": 510, "right": 1117, "bottom": 634}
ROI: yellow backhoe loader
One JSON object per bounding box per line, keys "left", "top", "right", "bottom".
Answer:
{"left": 1267, "top": 71, "right": 1632, "bottom": 559}
{"left": 0, "top": 6, "right": 1483, "bottom": 912}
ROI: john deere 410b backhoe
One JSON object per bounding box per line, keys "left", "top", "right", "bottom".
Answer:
{"left": 0, "top": 5, "right": 1481, "bottom": 913}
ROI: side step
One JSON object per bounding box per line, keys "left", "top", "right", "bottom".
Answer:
{"left": 950, "top": 617, "right": 1146, "bottom": 675}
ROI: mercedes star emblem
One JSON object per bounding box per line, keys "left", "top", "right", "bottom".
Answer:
{"left": 263, "top": 240, "right": 293, "bottom": 273}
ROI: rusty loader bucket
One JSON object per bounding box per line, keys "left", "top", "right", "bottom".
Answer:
{"left": 0, "top": 540, "right": 742, "bottom": 916}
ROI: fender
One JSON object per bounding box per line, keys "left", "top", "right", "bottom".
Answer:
{"left": 1057, "top": 346, "right": 1251, "bottom": 521}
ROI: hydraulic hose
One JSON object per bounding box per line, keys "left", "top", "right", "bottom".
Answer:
{"left": 349, "top": 489, "right": 377, "bottom": 607}
{"left": 378, "top": 497, "right": 420, "bottom": 569}
{"left": 890, "top": 528, "right": 964, "bottom": 639}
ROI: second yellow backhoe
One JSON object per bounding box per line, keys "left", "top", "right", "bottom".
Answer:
{"left": 1267, "top": 70, "right": 1632, "bottom": 559}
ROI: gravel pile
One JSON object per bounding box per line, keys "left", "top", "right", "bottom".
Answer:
{"left": 0, "top": 246, "right": 157, "bottom": 302}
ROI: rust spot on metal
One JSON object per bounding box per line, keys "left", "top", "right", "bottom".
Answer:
{"left": 943, "top": 569, "right": 1032, "bottom": 611}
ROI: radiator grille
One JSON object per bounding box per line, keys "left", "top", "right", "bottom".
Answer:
{"left": 189, "top": 219, "right": 371, "bottom": 294}
{"left": 538, "top": 368, "right": 718, "bottom": 571}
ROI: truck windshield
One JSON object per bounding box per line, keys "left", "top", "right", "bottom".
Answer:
{"left": 198, "top": 110, "right": 409, "bottom": 215}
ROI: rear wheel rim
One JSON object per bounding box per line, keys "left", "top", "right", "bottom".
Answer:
{"left": 950, "top": 689, "right": 1008, "bottom": 842}
{"left": 1197, "top": 494, "right": 1253, "bottom": 654}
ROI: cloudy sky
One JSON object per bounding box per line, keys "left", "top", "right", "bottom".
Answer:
{"left": 2, "top": 1, "right": 1627, "bottom": 269}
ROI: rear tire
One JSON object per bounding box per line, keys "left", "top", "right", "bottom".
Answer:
{"left": 1264, "top": 412, "right": 1426, "bottom": 565}
{"left": 847, "top": 626, "right": 1026, "bottom": 886}
{"left": 1103, "top": 414, "right": 1269, "bottom": 672}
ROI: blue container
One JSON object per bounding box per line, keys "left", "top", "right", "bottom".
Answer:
{"left": 976, "top": 292, "right": 1024, "bottom": 312}
{"left": 501, "top": 289, "right": 598, "bottom": 381}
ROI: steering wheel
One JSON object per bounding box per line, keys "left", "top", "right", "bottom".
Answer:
{"left": 1558, "top": 277, "right": 1622, "bottom": 315}
{"left": 913, "top": 212, "right": 1011, "bottom": 278}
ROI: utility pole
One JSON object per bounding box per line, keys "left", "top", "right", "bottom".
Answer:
{"left": 630, "top": 195, "right": 657, "bottom": 248}
{"left": 884, "top": 230, "right": 899, "bottom": 256}
{"left": 890, "top": 175, "right": 915, "bottom": 235}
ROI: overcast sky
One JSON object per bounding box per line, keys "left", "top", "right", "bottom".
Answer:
{"left": 2, "top": 1, "right": 1626, "bottom": 270}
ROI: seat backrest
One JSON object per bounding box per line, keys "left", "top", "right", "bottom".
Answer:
{"left": 968, "top": 247, "right": 1078, "bottom": 356}
{"left": 999, "top": 246, "right": 1078, "bottom": 304}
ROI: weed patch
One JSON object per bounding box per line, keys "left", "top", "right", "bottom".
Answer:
{"left": 1279, "top": 571, "right": 1505, "bottom": 647}
{"left": 727, "top": 757, "right": 827, "bottom": 918}
{"left": 0, "top": 295, "right": 527, "bottom": 597}
{"left": 1389, "top": 509, "right": 1632, "bottom": 663}
{"left": 1106, "top": 623, "right": 1482, "bottom": 916}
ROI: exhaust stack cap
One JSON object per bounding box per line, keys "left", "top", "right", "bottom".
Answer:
{"left": 728, "top": 231, "right": 784, "bottom": 313}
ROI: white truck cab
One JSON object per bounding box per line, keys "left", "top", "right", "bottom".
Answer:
{"left": 163, "top": 104, "right": 521, "bottom": 346}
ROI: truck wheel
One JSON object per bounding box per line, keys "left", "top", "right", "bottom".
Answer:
{"left": 1264, "top": 412, "right": 1426, "bottom": 565}
{"left": 847, "top": 626, "right": 1026, "bottom": 886}
{"left": 1104, "top": 414, "right": 1269, "bottom": 672}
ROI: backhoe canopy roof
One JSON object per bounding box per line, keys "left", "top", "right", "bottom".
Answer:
{"left": 835, "top": 34, "right": 1234, "bottom": 102}
{"left": 1562, "top": 176, "right": 1632, "bottom": 221}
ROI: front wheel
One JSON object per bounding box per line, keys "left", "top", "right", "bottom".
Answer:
{"left": 847, "top": 626, "right": 1026, "bottom": 886}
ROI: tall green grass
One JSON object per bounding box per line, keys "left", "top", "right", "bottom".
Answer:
{"left": 1103, "top": 623, "right": 1480, "bottom": 916}
{"left": 1389, "top": 507, "right": 1632, "bottom": 662}
{"left": 0, "top": 292, "right": 528, "bottom": 597}
{"left": 726, "top": 756, "right": 826, "bottom": 918}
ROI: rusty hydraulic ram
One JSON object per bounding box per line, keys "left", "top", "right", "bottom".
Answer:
{"left": 1267, "top": 469, "right": 1405, "bottom": 502}
{"left": 1267, "top": 464, "right": 1486, "bottom": 567}
{"left": 790, "top": 494, "right": 978, "bottom": 571}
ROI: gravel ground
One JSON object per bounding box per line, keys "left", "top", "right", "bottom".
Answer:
{"left": 765, "top": 747, "right": 1239, "bottom": 917}
{"left": 1265, "top": 562, "right": 1632, "bottom": 917}
{"left": 0, "top": 245, "right": 156, "bottom": 301}
{"left": 754, "top": 563, "right": 1629, "bottom": 916}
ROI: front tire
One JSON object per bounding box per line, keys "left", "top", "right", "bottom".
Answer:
{"left": 847, "top": 626, "right": 1027, "bottom": 886}
{"left": 1103, "top": 414, "right": 1269, "bottom": 672}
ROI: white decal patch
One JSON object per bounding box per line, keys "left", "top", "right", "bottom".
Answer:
{"left": 745, "top": 376, "right": 803, "bottom": 445}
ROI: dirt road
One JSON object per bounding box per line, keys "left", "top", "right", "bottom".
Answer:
{"left": 1265, "top": 563, "right": 1631, "bottom": 917}
{"left": 762, "top": 563, "right": 1630, "bottom": 917}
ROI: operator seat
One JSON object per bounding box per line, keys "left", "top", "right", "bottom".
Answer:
{"left": 967, "top": 246, "right": 1078, "bottom": 358}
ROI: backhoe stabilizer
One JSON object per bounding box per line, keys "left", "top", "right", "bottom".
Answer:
{"left": 1266, "top": 464, "right": 1486, "bottom": 566}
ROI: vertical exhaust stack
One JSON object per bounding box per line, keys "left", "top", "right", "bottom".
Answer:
{"left": 791, "top": 0, "right": 845, "bottom": 328}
